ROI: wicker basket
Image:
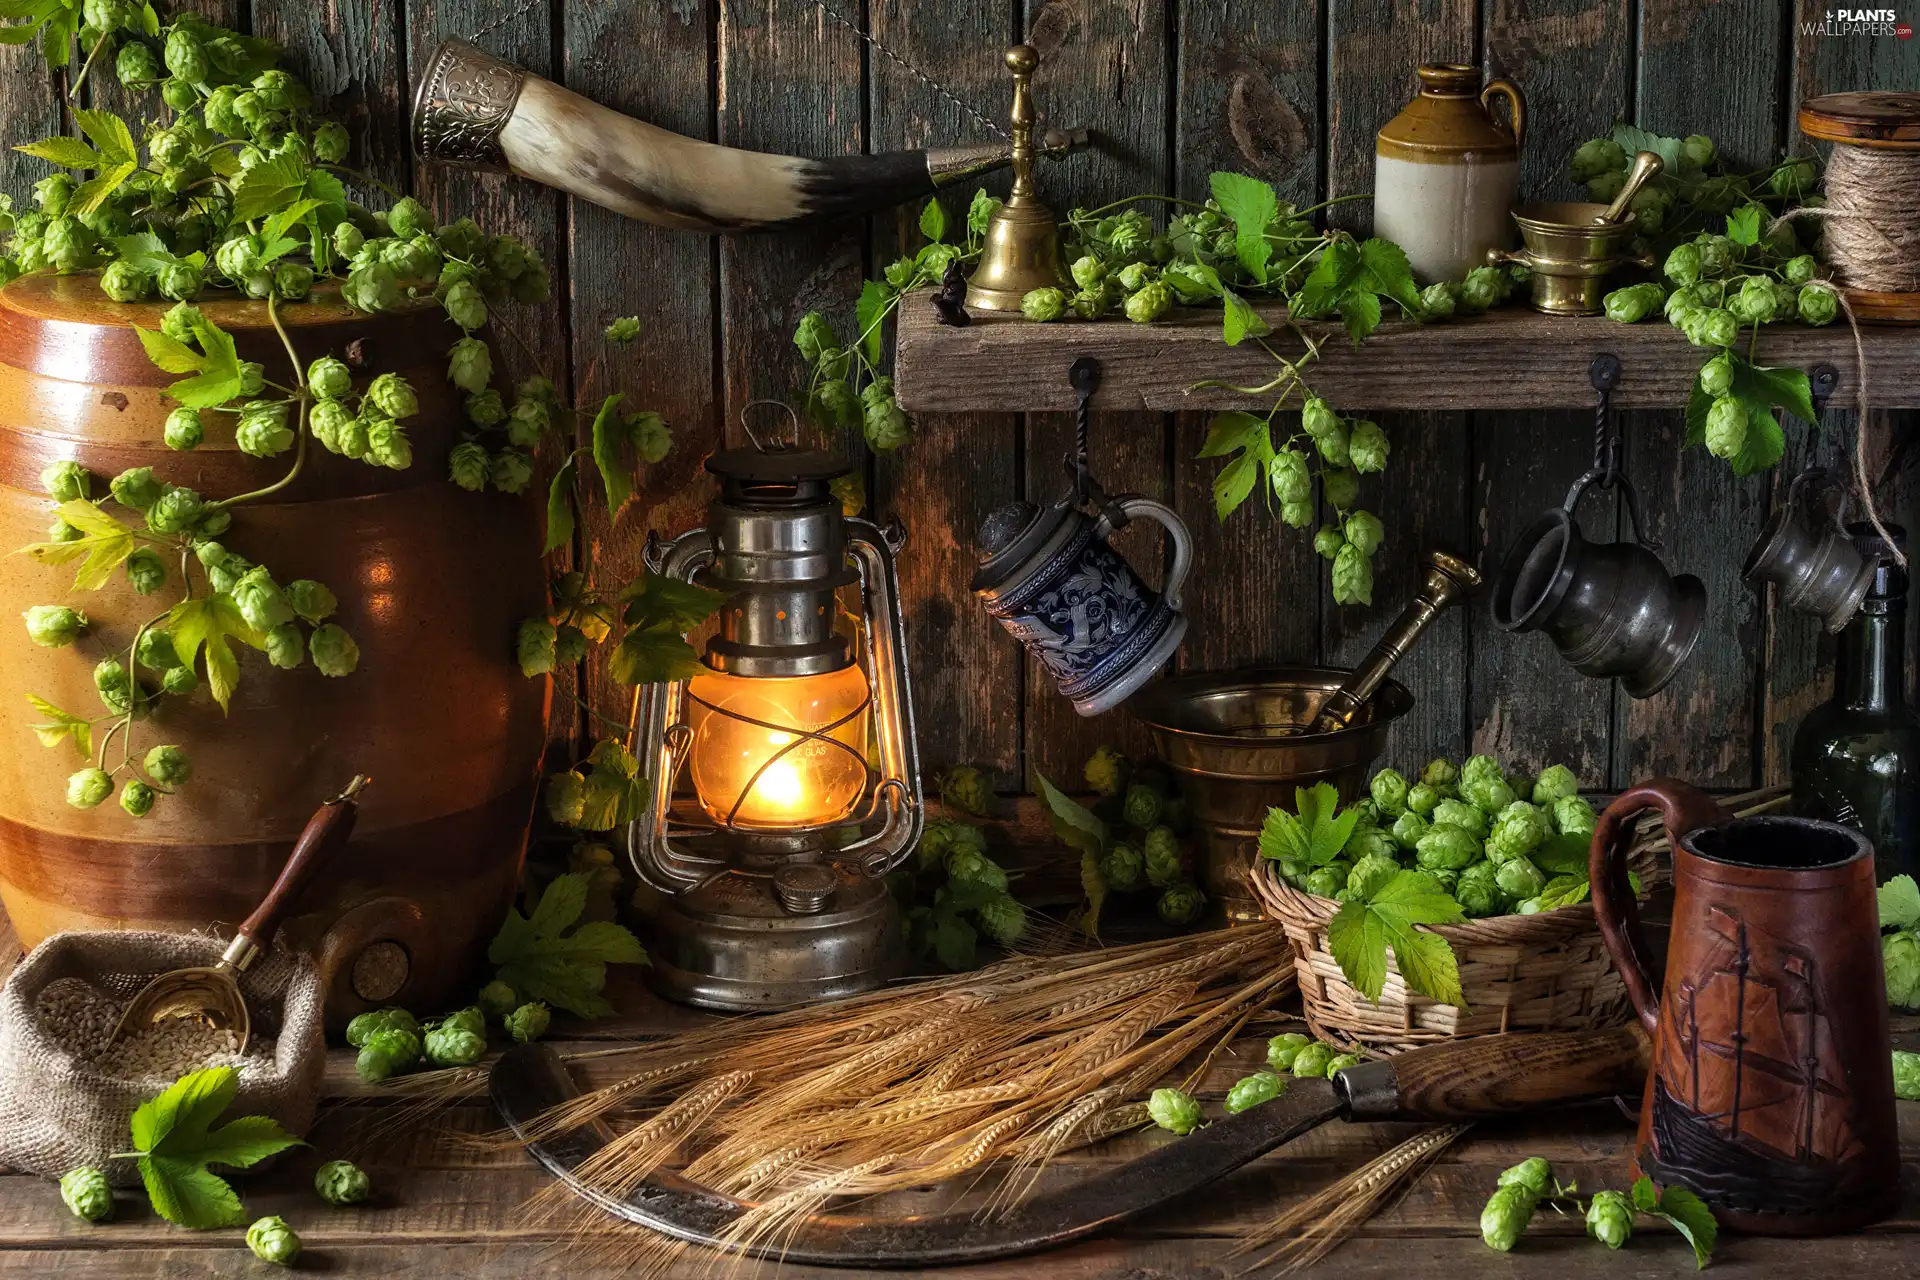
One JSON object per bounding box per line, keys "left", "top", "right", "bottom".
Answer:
{"left": 1248, "top": 786, "right": 1793, "bottom": 1053}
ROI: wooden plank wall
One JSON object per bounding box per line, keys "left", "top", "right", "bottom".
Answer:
{"left": 0, "top": 0, "right": 1913, "bottom": 797}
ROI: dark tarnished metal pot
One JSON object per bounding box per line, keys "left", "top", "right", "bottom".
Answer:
{"left": 1591, "top": 778, "right": 1899, "bottom": 1235}
{"left": 0, "top": 275, "right": 548, "bottom": 1024}
{"left": 1743, "top": 470, "right": 1875, "bottom": 634}
{"left": 1491, "top": 478, "right": 1705, "bottom": 699}
{"left": 1130, "top": 668, "right": 1412, "bottom": 924}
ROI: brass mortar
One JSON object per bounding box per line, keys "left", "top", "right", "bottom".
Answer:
{"left": 1490, "top": 201, "right": 1654, "bottom": 315}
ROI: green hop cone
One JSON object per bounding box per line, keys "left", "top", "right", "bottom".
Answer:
{"left": 1156, "top": 882, "right": 1205, "bottom": 925}
{"left": 545, "top": 770, "right": 586, "bottom": 825}
{"left": 1459, "top": 756, "right": 1502, "bottom": 789}
{"left": 1664, "top": 242, "right": 1703, "bottom": 288}
{"left": 1313, "top": 525, "right": 1346, "bottom": 561}
{"left": 1098, "top": 842, "right": 1145, "bottom": 892}
{"left": 285, "top": 580, "right": 337, "bottom": 625}
{"left": 1494, "top": 856, "right": 1545, "bottom": 902}
{"left": 67, "top": 767, "right": 113, "bottom": 810}
{"left": 345, "top": 1007, "right": 419, "bottom": 1048}
{"left": 135, "top": 629, "right": 180, "bottom": 672}
{"left": 144, "top": 744, "right": 190, "bottom": 786}
{"left": 1456, "top": 861, "right": 1505, "bottom": 918}
{"left": 1083, "top": 744, "right": 1129, "bottom": 798}
{"left": 1432, "top": 797, "right": 1489, "bottom": 840}
{"left": 1585, "top": 1189, "right": 1633, "bottom": 1249}
{"left": 41, "top": 459, "right": 90, "bottom": 503}
{"left": 1303, "top": 862, "right": 1348, "bottom": 898}
{"left": 1390, "top": 810, "right": 1430, "bottom": 851}
{"left": 1142, "top": 835, "right": 1182, "bottom": 890}
{"left": 344, "top": 261, "right": 400, "bottom": 313}
{"left": 355, "top": 1027, "right": 422, "bottom": 1082}
{"left": 110, "top": 466, "right": 165, "bottom": 511}
{"left": 1020, "top": 287, "right": 1066, "bottom": 323}
{"left": 938, "top": 765, "right": 995, "bottom": 817}
{"left": 1699, "top": 353, "right": 1735, "bottom": 398}
{"left": 265, "top": 621, "right": 305, "bottom": 670}
{"left": 1552, "top": 794, "right": 1596, "bottom": 839}
{"left": 861, "top": 387, "right": 911, "bottom": 453}
{"left": 506, "top": 398, "right": 549, "bottom": 449}
{"left": 1770, "top": 154, "right": 1817, "bottom": 198}
{"left": 1603, "top": 281, "right": 1662, "bottom": 324}
{"left": 233, "top": 566, "right": 294, "bottom": 632}
{"left": 47, "top": 519, "right": 80, "bottom": 543}
{"left": 1894, "top": 1049, "right": 1920, "bottom": 1099}
{"left": 1121, "top": 783, "right": 1164, "bottom": 831}
{"left": 1798, "top": 284, "right": 1838, "bottom": 326}
{"left": 314, "top": 1159, "right": 371, "bottom": 1207}
{"left": 1302, "top": 396, "right": 1338, "bottom": 439}
{"left": 307, "top": 355, "right": 352, "bottom": 400}
{"left": 309, "top": 400, "right": 352, "bottom": 454}
{"left": 236, "top": 401, "right": 294, "bottom": 458}
{"left": 1322, "top": 468, "right": 1362, "bottom": 516}
{"left": 489, "top": 449, "right": 533, "bottom": 494}
{"left": 1344, "top": 511, "right": 1385, "bottom": 558}
{"left": 604, "top": 315, "right": 642, "bottom": 343}
{"left": 33, "top": 173, "right": 74, "bottom": 216}
{"left": 1225, "top": 1070, "right": 1285, "bottom": 1114}
{"left": 367, "top": 372, "right": 419, "bottom": 420}
{"left": 387, "top": 196, "right": 434, "bottom": 241}
{"left": 93, "top": 658, "right": 134, "bottom": 715}
{"left": 1290, "top": 1041, "right": 1334, "bottom": 1078}
{"left": 1123, "top": 281, "right": 1173, "bottom": 324}
{"left": 975, "top": 894, "right": 1027, "bottom": 947}
{"left": 1370, "top": 768, "right": 1410, "bottom": 817}
{"left": 162, "top": 407, "right": 203, "bottom": 451}
{"left": 1266, "top": 1031, "right": 1311, "bottom": 1072}
{"left": 1883, "top": 931, "right": 1920, "bottom": 1007}
{"left": 309, "top": 623, "right": 361, "bottom": 677}
{"left": 1479, "top": 1183, "right": 1537, "bottom": 1253}
{"left": 423, "top": 1024, "right": 487, "bottom": 1068}
{"left": 1421, "top": 758, "right": 1460, "bottom": 791}
{"left": 59, "top": 1166, "right": 112, "bottom": 1222}
{"left": 792, "top": 312, "right": 835, "bottom": 364}
{"left": 1147, "top": 1086, "right": 1202, "bottom": 1135}
{"left": 1496, "top": 1156, "right": 1553, "bottom": 1197}
{"left": 506, "top": 1001, "right": 551, "bottom": 1044}
{"left": 156, "top": 262, "right": 203, "bottom": 303}
{"left": 246, "top": 1216, "right": 302, "bottom": 1267}
{"left": 333, "top": 221, "right": 365, "bottom": 259}
{"left": 1069, "top": 255, "right": 1107, "bottom": 292}
{"left": 1460, "top": 265, "right": 1504, "bottom": 312}
{"left": 1704, "top": 395, "right": 1749, "bottom": 460}
{"left": 119, "top": 779, "right": 156, "bottom": 818}
{"left": 1347, "top": 852, "right": 1401, "bottom": 900}
{"left": 1331, "top": 542, "right": 1374, "bottom": 607}
{"left": 1690, "top": 307, "right": 1739, "bottom": 349}
{"left": 625, "top": 411, "right": 672, "bottom": 465}
{"left": 146, "top": 486, "right": 203, "bottom": 534}
{"left": 1347, "top": 420, "right": 1389, "bottom": 474}
{"left": 161, "top": 77, "right": 198, "bottom": 110}
{"left": 946, "top": 847, "right": 1009, "bottom": 893}
{"left": 100, "top": 261, "right": 152, "bottom": 303}
{"left": 367, "top": 417, "right": 413, "bottom": 470}
{"left": 1114, "top": 262, "right": 1158, "bottom": 294}
{"left": 1269, "top": 447, "right": 1311, "bottom": 505}
{"left": 126, "top": 548, "right": 166, "bottom": 596}
{"left": 1783, "top": 254, "right": 1818, "bottom": 286}
{"left": 448, "top": 441, "right": 489, "bottom": 492}
{"left": 1530, "top": 764, "right": 1578, "bottom": 805}
{"left": 164, "top": 26, "right": 209, "bottom": 81}
{"left": 1404, "top": 782, "right": 1441, "bottom": 817}
{"left": 1568, "top": 137, "right": 1626, "bottom": 182}
{"left": 478, "top": 980, "right": 518, "bottom": 1020}
{"left": 1679, "top": 133, "right": 1716, "bottom": 171}
{"left": 313, "top": 120, "right": 350, "bottom": 164}
{"left": 274, "top": 262, "right": 314, "bottom": 302}
{"left": 1419, "top": 280, "right": 1458, "bottom": 318}
{"left": 1415, "top": 824, "right": 1481, "bottom": 872}
{"left": 161, "top": 665, "right": 197, "bottom": 695}
{"left": 446, "top": 337, "right": 492, "bottom": 393}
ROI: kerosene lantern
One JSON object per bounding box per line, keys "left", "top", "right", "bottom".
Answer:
{"left": 628, "top": 443, "right": 921, "bottom": 1011}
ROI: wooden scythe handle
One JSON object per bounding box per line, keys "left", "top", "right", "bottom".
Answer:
{"left": 1340, "top": 1024, "right": 1652, "bottom": 1121}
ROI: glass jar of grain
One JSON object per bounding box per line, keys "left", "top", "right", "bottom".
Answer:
{"left": 1372, "top": 63, "right": 1525, "bottom": 284}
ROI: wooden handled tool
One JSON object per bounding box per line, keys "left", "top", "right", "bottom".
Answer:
{"left": 491, "top": 1023, "right": 1652, "bottom": 1267}
{"left": 111, "top": 777, "right": 368, "bottom": 1053}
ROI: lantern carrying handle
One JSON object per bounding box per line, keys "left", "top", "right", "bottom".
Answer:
{"left": 739, "top": 399, "right": 803, "bottom": 453}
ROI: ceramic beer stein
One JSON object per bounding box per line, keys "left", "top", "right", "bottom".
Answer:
{"left": 972, "top": 494, "right": 1192, "bottom": 716}
{"left": 1589, "top": 778, "right": 1900, "bottom": 1235}
{"left": 1373, "top": 63, "right": 1525, "bottom": 283}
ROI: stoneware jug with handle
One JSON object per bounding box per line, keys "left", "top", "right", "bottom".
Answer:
{"left": 1589, "top": 777, "right": 1898, "bottom": 1235}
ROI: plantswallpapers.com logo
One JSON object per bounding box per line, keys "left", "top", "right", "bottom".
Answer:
{"left": 1800, "top": 8, "right": 1914, "bottom": 36}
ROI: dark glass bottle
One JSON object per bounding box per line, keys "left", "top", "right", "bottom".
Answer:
{"left": 1792, "top": 524, "right": 1919, "bottom": 884}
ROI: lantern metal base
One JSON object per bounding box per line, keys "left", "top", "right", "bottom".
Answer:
{"left": 638, "top": 865, "right": 904, "bottom": 1012}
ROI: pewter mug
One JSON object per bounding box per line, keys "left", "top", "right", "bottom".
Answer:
{"left": 1491, "top": 472, "right": 1704, "bottom": 698}
{"left": 1590, "top": 778, "right": 1899, "bottom": 1236}
{"left": 973, "top": 495, "right": 1193, "bottom": 716}
{"left": 1743, "top": 469, "right": 1876, "bottom": 634}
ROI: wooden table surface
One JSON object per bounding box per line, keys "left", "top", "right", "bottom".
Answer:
{"left": 2, "top": 916, "right": 1917, "bottom": 1279}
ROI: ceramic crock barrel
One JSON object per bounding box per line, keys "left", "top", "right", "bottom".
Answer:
{"left": 0, "top": 275, "right": 548, "bottom": 1022}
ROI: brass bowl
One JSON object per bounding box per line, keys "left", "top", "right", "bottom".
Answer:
{"left": 1130, "top": 668, "right": 1413, "bottom": 924}
{"left": 1491, "top": 201, "right": 1653, "bottom": 315}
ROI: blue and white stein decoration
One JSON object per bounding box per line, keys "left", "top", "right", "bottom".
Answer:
{"left": 972, "top": 493, "right": 1193, "bottom": 716}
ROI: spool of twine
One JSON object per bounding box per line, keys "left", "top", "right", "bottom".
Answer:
{"left": 1808, "top": 145, "right": 1920, "bottom": 293}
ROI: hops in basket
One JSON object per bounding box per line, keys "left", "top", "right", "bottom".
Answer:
{"left": 1258, "top": 756, "right": 1600, "bottom": 1007}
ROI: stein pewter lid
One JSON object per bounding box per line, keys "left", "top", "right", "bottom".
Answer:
{"left": 972, "top": 498, "right": 1073, "bottom": 594}
{"left": 1851, "top": 521, "right": 1909, "bottom": 598}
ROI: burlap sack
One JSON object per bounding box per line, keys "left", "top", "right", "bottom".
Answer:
{"left": 0, "top": 931, "right": 326, "bottom": 1185}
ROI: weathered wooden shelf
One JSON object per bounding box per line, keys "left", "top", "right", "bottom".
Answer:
{"left": 895, "top": 298, "right": 1920, "bottom": 413}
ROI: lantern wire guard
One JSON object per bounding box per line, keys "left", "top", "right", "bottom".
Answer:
{"left": 627, "top": 415, "right": 922, "bottom": 1010}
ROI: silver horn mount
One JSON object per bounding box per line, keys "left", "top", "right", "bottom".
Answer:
{"left": 412, "top": 40, "right": 1090, "bottom": 233}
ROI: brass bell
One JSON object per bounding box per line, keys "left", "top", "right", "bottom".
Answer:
{"left": 965, "top": 45, "right": 1069, "bottom": 311}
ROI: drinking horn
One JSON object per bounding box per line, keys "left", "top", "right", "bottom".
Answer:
{"left": 412, "top": 40, "right": 1091, "bottom": 233}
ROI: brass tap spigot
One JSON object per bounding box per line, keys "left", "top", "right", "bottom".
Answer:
{"left": 965, "top": 45, "right": 1069, "bottom": 311}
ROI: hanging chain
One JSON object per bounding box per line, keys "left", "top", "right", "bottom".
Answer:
{"left": 809, "top": 0, "right": 1009, "bottom": 140}
{"left": 465, "top": 0, "right": 543, "bottom": 45}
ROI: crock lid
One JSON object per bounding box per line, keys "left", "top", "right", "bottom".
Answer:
{"left": 972, "top": 498, "right": 1070, "bottom": 593}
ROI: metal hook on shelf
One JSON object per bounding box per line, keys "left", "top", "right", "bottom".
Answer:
{"left": 1059, "top": 356, "right": 1131, "bottom": 530}
{"left": 1576, "top": 351, "right": 1660, "bottom": 552}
